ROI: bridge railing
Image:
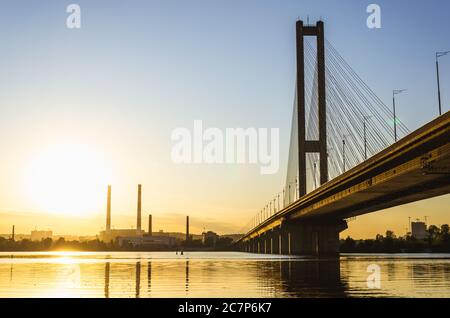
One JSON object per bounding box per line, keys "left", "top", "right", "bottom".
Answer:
{"left": 239, "top": 179, "right": 301, "bottom": 234}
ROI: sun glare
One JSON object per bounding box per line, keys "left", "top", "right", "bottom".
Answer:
{"left": 24, "top": 143, "right": 111, "bottom": 217}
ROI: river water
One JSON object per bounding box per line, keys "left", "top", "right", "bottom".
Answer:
{"left": 0, "top": 252, "right": 449, "bottom": 298}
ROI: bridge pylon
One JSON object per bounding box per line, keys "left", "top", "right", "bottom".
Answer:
{"left": 296, "top": 20, "right": 328, "bottom": 197}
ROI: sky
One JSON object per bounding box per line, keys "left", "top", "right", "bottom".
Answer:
{"left": 0, "top": 0, "right": 449, "bottom": 238}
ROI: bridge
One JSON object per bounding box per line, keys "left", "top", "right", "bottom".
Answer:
{"left": 236, "top": 20, "right": 450, "bottom": 256}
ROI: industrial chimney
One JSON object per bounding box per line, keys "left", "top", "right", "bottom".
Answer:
{"left": 148, "top": 214, "right": 152, "bottom": 236}
{"left": 186, "top": 216, "right": 189, "bottom": 242}
{"left": 137, "top": 184, "right": 142, "bottom": 232}
{"left": 106, "top": 185, "right": 111, "bottom": 231}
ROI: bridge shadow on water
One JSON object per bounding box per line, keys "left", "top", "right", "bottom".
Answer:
{"left": 255, "top": 258, "right": 349, "bottom": 298}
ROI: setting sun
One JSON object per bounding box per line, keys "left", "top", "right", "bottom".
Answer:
{"left": 23, "top": 143, "right": 111, "bottom": 217}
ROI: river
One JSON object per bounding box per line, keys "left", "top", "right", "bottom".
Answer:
{"left": 0, "top": 252, "right": 449, "bottom": 298}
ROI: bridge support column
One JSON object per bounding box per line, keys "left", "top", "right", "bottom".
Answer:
{"left": 271, "top": 229, "right": 280, "bottom": 254}
{"left": 264, "top": 236, "right": 267, "bottom": 254}
{"left": 280, "top": 228, "right": 291, "bottom": 255}
{"left": 269, "top": 237, "right": 273, "bottom": 254}
{"left": 278, "top": 233, "right": 282, "bottom": 255}
{"left": 281, "top": 220, "right": 347, "bottom": 256}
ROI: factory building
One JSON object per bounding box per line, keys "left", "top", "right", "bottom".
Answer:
{"left": 30, "top": 230, "right": 53, "bottom": 241}
{"left": 99, "top": 185, "right": 180, "bottom": 249}
{"left": 118, "top": 235, "right": 176, "bottom": 248}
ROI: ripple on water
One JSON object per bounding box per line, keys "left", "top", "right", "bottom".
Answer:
{"left": 0, "top": 252, "right": 449, "bottom": 298}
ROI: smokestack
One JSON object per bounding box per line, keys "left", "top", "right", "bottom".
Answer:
{"left": 137, "top": 184, "right": 142, "bottom": 232}
{"left": 106, "top": 185, "right": 111, "bottom": 231}
{"left": 11, "top": 225, "right": 15, "bottom": 241}
{"left": 186, "top": 216, "right": 189, "bottom": 241}
{"left": 148, "top": 214, "right": 152, "bottom": 236}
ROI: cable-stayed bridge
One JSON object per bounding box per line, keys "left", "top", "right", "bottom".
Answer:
{"left": 236, "top": 20, "right": 450, "bottom": 256}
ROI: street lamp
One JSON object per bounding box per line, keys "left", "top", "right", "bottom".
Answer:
{"left": 313, "top": 161, "right": 317, "bottom": 190}
{"left": 436, "top": 51, "right": 450, "bottom": 116}
{"left": 393, "top": 89, "right": 407, "bottom": 142}
{"left": 277, "top": 193, "right": 280, "bottom": 212}
{"left": 342, "top": 134, "right": 351, "bottom": 173}
{"left": 342, "top": 138, "right": 346, "bottom": 172}
{"left": 288, "top": 184, "right": 291, "bottom": 204}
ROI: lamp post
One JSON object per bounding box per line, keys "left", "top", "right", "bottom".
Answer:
{"left": 342, "top": 138, "right": 346, "bottom": 172}
{"left": 313, "top": 161, "right": 317, "bottom": 190}
{"left": 277, "top": 193, "right": 280, "bottom": 212}
{"left": 288, "top": 184, "right": 291, "bottom": 204}
{"left": 341, "top": 133, "right": 352, "bottom": 173}
{"left": 393, "top": 89, "right": 407, "bottom": 142}
{"left": 436, "top": 51, "right": 450, "bottom": 116}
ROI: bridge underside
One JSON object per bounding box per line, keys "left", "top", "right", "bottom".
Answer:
{"left": 238, "top": 112, "right": 450, "bottom": 256}
{"left": 290, "top": 143, "right": 450, "bottom": 222}
{"left": 241, "top": 220, "right": 348, "bottom": 256}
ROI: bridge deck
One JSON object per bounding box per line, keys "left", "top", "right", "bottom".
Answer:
{"left": 239, "top": 111, "right": 450, "bottom": 242}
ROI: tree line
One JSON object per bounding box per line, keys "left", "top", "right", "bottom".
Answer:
{"left": 340, "top": 224, "right": 450, "bottom": 253}
{"left": 0, "top": 236, "right": 235, "bottom": 252}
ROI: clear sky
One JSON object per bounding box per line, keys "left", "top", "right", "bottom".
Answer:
{"left": 0, "top": 0, "right": 449, "bottom": 238}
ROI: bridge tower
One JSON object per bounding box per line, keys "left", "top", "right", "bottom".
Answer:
{"left": 296, "top": 20, "right": 328, "bottom": 197}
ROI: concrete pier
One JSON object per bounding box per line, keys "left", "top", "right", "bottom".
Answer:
{"left": 241, "top": 219, "right": 347, "bottom": 256}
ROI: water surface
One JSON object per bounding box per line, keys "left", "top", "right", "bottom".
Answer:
{"left": 0, "top": 252, "right": 449, "bottom": 298}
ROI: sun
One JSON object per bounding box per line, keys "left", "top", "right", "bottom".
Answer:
{"left": 24, "top": 142, "right": 111, "bottom": 217}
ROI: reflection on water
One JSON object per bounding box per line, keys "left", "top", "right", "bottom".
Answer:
{"left": 0, "top": 252, "right": 450, "bottom": 297}
{"left": 104, "top": 262, "right": 109, "bottom": 298}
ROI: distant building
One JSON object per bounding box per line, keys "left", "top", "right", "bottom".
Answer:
{"left": 411, "top": 221, "right": 427, "bottom": 240}
{"left": 202, "top": 231, "right": 219, "bottom": 247}
{"left": 30, "top": 230, "right": 52, "bottom": 241}
{"left": 100, "top": 229, "right": 144, "bottom": 243}
{"left": 117, "top": 235, "right": 176, "bottom": 248}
